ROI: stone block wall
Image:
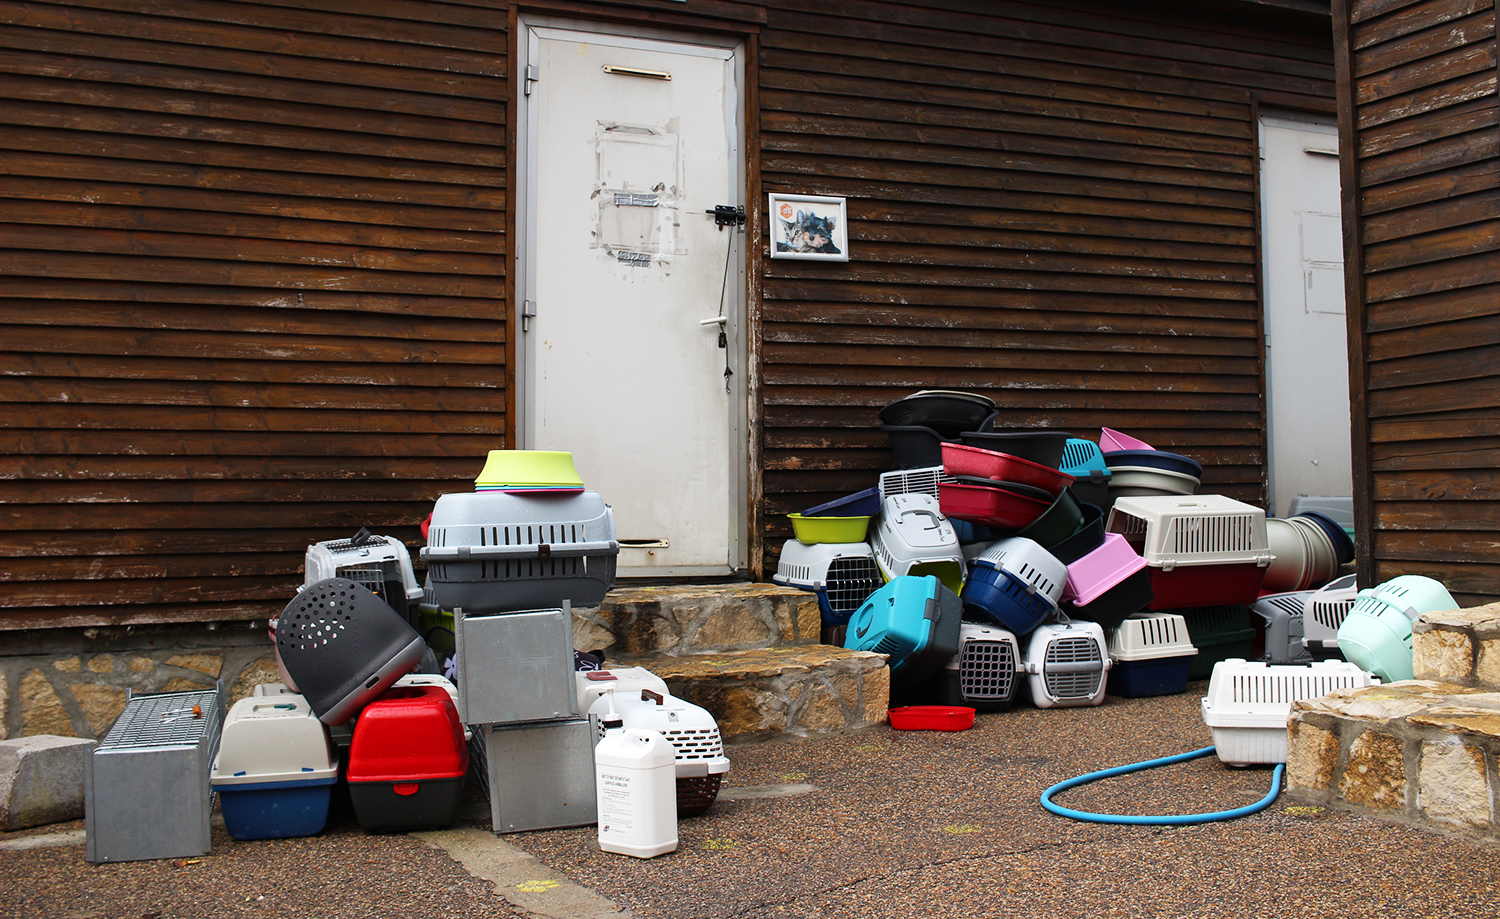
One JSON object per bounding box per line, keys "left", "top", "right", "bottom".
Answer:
{"left": 575, "top": 584, "right": 822, "bottom": 656}
{"left": 1412, "top": 602, "right": 1500, "bottom": 688}
{"left": 1, "top": 622, "right": 279, "bottom": 741}
{"left": 1287, "top": 682, "right": 1500, "bottom": 841}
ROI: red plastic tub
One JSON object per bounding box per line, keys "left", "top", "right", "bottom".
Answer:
{"left": 938, "top": 481, "right": 1051, "bottom": 530}
{"left": 1143, "top": 562, "right": 1269, "bottom": 612}
{"left": 888, "top": 705, "right": 976, "bottom": 731}
{"left": 941, "top": 443, "right": 1075, "bottom": 497}
{"left": 347, "top": 685, "right": 467, "bottom": 832}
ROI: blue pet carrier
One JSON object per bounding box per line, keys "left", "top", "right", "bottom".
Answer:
{"left": 844, "top": 575, "right": 962, "bottom": 684}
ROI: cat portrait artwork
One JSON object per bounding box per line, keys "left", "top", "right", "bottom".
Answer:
{"left": 768, "top": 193, "right": 849, "bottom": 261}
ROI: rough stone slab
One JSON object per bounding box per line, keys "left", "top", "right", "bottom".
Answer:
{"left": 615, "top": 646, "right": 889, "bottom": 741}
{"left": 1413, "top": 628, "right": 1474, "bottom": 685}
{"left": 582, "top": 584, "right": 821, "bottom": 656}
{"left": 1416, "top": 603, "right": 1500, "bottom": 640}
{"left": 0, "top": 735, "right": 95, "bottom": 830}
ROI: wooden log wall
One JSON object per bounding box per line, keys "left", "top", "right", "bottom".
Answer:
{"left": 0, "top": 0, "right": 512, "bottom": 628}
{"left": 758, "top": 0, "right": 1337, "bottom": 556}
{"left": 1335, "top": 0, "right": 1500, "bottom": 606}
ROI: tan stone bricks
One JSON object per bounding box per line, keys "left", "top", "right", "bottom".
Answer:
{"left": 1419, "top": 742, "right": 1491, "bottom": 830}
{"left": 1285, "top": 719, "right": 1340, "bottom": 792}
{"left": 19, "top": 672, "right": 73, "bottom": 737}
{"left": 1339, "top": 731, "right": 1405, "bottom": 811}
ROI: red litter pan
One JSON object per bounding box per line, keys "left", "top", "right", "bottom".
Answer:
{"left": 938, "top": 478, "right": 1052, "bottom": 530}
{"left": 941, "top": 442, "right": 1075, "bottom": 497}
{"left": 888, "top": 705, "right": 976, "bottom": 731}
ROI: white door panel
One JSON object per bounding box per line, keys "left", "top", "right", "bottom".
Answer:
{"left": 1260, "top": 114, "right": 1352, "bottom": 517}
{"left": 519, "top": 24, "right": 745, "bottom": 576}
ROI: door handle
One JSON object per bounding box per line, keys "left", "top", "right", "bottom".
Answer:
{"left": 699, "top": 316, "right": 727, "bottom": 327}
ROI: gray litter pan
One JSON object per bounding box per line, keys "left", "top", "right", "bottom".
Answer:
{"left": 422, "top": 490, "right": 618, "bottom": 613}
{"left": 86, "top": 683, "right": 226, "bottom": 863}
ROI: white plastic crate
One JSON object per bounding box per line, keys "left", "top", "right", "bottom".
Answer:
{"left": 772, "top": 539, "right": 884, "bottom": 619}
{"left": 305, "top": 531, "right": 424, "bottom": 616}
{"left": 1106, "top": 613, "right": 1196, "bottom": 662}
{"left": 586, "top": 689, "right": 731, "bottom": 816}
{"left": 871, "top": 493, "right": 964, "bottom": 594}
{"left": 1301, "top": 573, "right": 1358, "bottom": 655}
{"left": 878, "top": 465, "right": 957, "bottom": 502}
{"left": 1022, "top": 621, "right": 1110, "bottom": 708}
{"left": 1106, "top": 495, "right": 1272, "bottom": 570}
{"left": 970, "top": 537, "right": 1068, "bottom": 608}
{"left": 1200, "top": 659, "right": 1377, "bottom": 766}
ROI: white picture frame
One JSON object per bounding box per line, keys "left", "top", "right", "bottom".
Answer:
{"left": 768, "top": 193, "right": 849, "bottom": 261}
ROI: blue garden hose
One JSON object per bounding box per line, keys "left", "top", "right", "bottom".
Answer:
{"left": 1040, "top": 746, "right": 1285, "bottom": 826}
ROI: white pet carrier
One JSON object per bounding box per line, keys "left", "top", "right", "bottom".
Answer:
{"left": 1300, "top": 573, "right": 1358, "bottom": 657}
{"left": 1022, "top": 621, "right": 1110, "bottom": 708}
{"left": 772, "top": 539, "right": 884, "bottom": 622}
{"left": 1200, "top": 659, "right": 1377, "bottom": 766}
{"left": 587, "top": 689, "right": 731, "bottom": 816}
{"left": 943, "top": 622, "right": 1021, "bottom": 710}
{"left": 305, "top": 530, "right": 424, "bottom": 618}
{"left": 871, "top": 493, "right": 964, "bottom": 594}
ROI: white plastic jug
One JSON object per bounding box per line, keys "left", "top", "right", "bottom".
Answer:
{"left": 594, "top": 721, "right": 678, "bottom": 858}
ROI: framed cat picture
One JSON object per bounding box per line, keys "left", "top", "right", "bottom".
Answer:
{"left": 768, "top": 193, "right": 849, "bottom": 261}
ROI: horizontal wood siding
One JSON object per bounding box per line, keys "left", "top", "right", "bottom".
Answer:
{"left": 0, "top": 0, "right": 510, "bottom": 628}
{"left": 1338, "top": 0, "right": 1499, "bottom": 605}
{"left": 758, "top": 0, "right": 1335, "bottom": 555}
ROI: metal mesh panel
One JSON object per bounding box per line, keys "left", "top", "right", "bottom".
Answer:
{"left": 959, "top": 639, "right": 1015, "bottom": 701}
{"left": 98, "top": 690, "right": 223, "bottom": 751}
{"left": 824, "top": 556, "right": 882, "bottom": 614}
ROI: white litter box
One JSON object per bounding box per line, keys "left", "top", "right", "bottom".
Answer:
{"left": 772, "top": 539, "right": 885, "bottom": 623}
{"left": 871, "top": 493, "right": 964, "bottom": 594}
{"left": 1200, "top": 659, "right": 1377, "bottom": 766}
{"left": 1022, "top": 621, "right": 1111, "bottom": 709}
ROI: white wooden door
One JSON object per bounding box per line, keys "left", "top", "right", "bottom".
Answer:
{"left": 1260, "top": 113, "right": 1352, "bottom": 517}
{"left": 517, "top": 23, "right": 746, "bottom": 576}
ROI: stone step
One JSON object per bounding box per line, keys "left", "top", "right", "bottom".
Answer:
{"left": 1287, "top": 680, "right": 1500, "bottom": 843}
{"left": 610, "top": 645, "right": 890, "bottom": 742}
{"left": 573, "top": 583, "right": 822, "bottom": 657}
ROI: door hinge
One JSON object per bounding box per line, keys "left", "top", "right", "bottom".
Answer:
{"left": 524, "top": 64, "right": 539, "bottom": 96}
{"left": 522, "top": 299, "right": 537, "bottom": 332}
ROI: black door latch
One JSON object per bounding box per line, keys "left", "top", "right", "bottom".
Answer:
{"left": 706, "top": 204, "right": 746, "bottom": 230}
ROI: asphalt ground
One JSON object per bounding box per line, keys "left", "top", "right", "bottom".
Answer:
{"left": 5, "top": 682, "right": 1499, "bottom": 918}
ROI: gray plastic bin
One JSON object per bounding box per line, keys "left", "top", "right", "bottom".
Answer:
{"left": 422, "top": 490, "right": 618, "bottom": 613}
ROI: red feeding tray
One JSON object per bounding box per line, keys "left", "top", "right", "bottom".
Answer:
{"left": 889, "top": 705, "right": 975, "bottom": 731}
{"left": 938, "top": 481, "right": 1052, "bottom": 530}
{"left": 941, "top": 443, "right": 1075, "bottom": 497}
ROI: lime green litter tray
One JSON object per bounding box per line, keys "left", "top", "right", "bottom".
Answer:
{"left": 473, "top": 450, "right": 584, "bottom": 487}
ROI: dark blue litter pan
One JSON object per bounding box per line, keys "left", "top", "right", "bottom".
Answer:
{"left": 1102, "top": 449, "right": 1203, "bottom": 479}
{"left": 1295, "top": 510, "right": 1355, "bottom": 565}
{"left": 803, "top": 487, "right": 881, "bottom": 518}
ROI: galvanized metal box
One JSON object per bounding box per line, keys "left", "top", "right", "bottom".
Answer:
{"left": 455, "top": 605, "right": 578, "bottom": 725}
{"left": 85, "top": 684, "right": 226, "bottom": 863}
{"left": 484, "top": 718, "right": 596, "bottom": 833}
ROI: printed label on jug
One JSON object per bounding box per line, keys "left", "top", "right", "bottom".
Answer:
{"left": 598, "top": 771, "right": 635, "bottom": 834}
